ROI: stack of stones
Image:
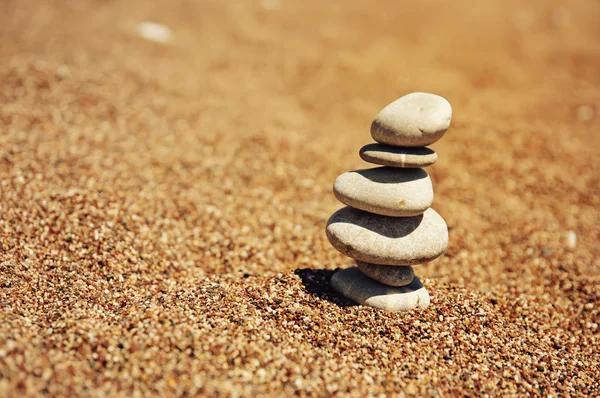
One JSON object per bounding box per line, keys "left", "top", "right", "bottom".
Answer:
{"left": 326, "top": 92, "right": 451, "bottom": 312}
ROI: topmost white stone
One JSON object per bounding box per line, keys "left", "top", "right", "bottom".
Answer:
{"left": 371, "top": 92, "right": 452, "bottom": 147}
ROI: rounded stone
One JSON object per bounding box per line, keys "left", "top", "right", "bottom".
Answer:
{"left": 333, "top": 167, "right": 433, "bottom": 217}
{"left": 326, "top": 207, "right": 448, "bottom": 265}
{"left": 359, "top": 143, "right": 437, "bottom": 168}
{"left": 371, "top": 92, "right": 452, "bottom": 147}
{"left": 331, "top": 267, "right": 430, "bottom": 312}
{"left": 356, "top": 261, "right": 414, "bottom": 287}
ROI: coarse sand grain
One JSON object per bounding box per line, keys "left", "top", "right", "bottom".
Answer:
{"left": 0, "top": 0, "right": 599, "bottom": 396}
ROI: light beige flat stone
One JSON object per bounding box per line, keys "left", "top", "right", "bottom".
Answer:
{"left": 371, "top": 92, "right": 452, "bottom": 147}
{"left": 356, "top": 261, "right": 414, "bottom": 287}
{"left": 326, "top": 207, "right": 448, "bottom": 265}
{"left": 333, "top": 167, "right": 433, "bottom": 217}
{"left": 359, "top": 143, "right": 437, "bottom": 168}
{"left": 331, "top": 267, "right": 430, "bottom": 312}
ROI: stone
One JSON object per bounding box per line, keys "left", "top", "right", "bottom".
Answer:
{"left": 356, "top": 261, "right": 414, "bottom": 287}
{"left": 136, "top": 21, "right": 173, "bottom": 44}
{"left": 333, "top": 167, "right": 433, "bottom": 217}
{"left": 326, "top": 207, "right": 448, "bottom": 265}
{"left": 371, "top": 92, "right": 452, "bottom": 147}
{"left": 331, "top": 267, "right": 430, "bottom": 311}
{"left": 359, "top": 143, "right": 437, "bottom": 168}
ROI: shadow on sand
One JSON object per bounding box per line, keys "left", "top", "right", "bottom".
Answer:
{"left": 294, "top": 268, "right": 357, "bottom": 308}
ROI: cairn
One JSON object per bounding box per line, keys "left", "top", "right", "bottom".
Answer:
{"left": 326, "top": 92, "right": 451, "bottom": 312}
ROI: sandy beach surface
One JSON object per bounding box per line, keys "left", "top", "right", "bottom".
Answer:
{"left": 1, "top": 0, "right": 599, "bottom": 396}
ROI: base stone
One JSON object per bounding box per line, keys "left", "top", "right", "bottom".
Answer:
{"left": 331, "top": 267, "right": 430, "bottom": 312}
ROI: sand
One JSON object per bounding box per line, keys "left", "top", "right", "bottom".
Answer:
{"left": 0, "top": 0, "right": 599, "bottom": 396}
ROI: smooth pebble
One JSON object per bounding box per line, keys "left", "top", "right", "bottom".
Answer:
{"left": 359, "top": 143, "right": 437, "bottom": 168}
{"left": 356, "top": 261, "right": 414, "bottom": 287}
{"left": 326, "top": 207, "right": 448, "bottom": 265}
{"left": 331, "top": 267, "right": 430, "bottom": 312}
{"left": 333, "top": 167, "right": 433, "bottom": 217}
{"left": 371, "top": 92, "right": 452, "bottom": 147}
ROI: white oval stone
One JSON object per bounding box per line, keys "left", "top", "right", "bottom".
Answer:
{"left": 326, "top": 207, "right": 448, "bottom": 265}
{"left": 333, "top": 167, "right": 433, "bottom": 217}
{"left": 331, "top": 267, "right": 430, "bottom": 312}
{"left": 359, "top": 143, "right": 437, "bottom": 168}
{"left": 371, "top": 92, "right": 452, "bottom": 147}
{"left": 356, "top": 261, "right": 414, "bottom": 287}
